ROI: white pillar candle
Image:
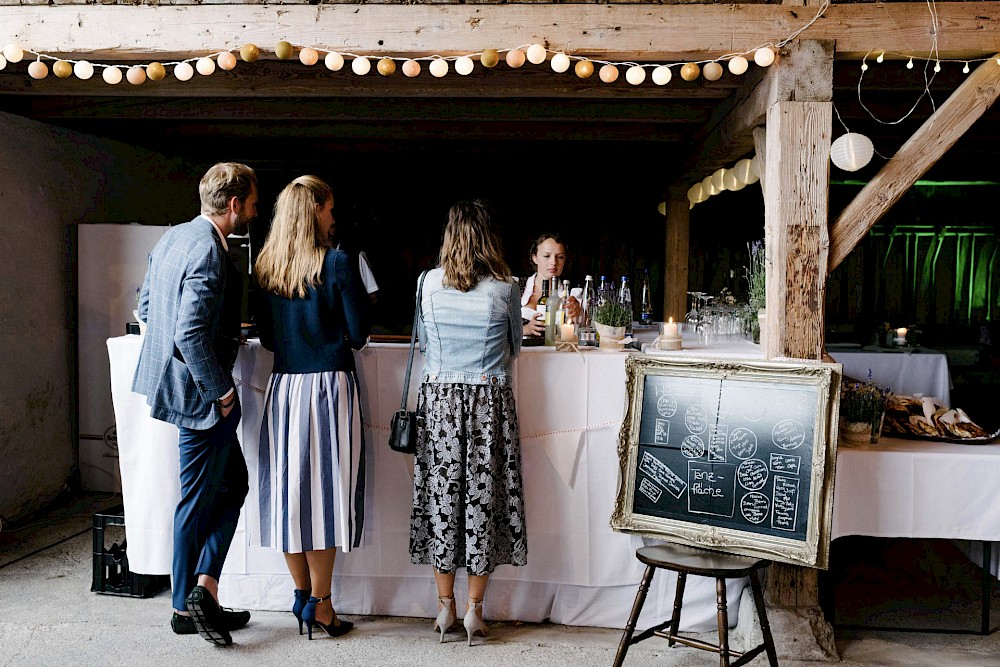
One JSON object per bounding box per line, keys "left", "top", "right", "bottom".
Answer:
{"left": 561, "top": 322, "right": 577, "bottom": 342}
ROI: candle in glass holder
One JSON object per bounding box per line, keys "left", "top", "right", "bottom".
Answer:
{"left": 657, "top": 317, "right": 682, "bottom": 350}
{"left": 895, "top": 327, "right": 908, "bottom": 345}
{"left": 561, "top": 322, "right": 576, "bottom": 342}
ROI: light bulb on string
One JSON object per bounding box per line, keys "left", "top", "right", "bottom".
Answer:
{"left": 351, "top": 56, "right": 371, "bottom": 76}
{"left": 102, "top": 66, "right": 123, "bottom": 85}
{"left": 906, "top": 57, "right": 914, "bottom": 70}
{"left": 455, "top": 56, "right": 474, "bottom": 76}
{"left": 933, "top": 61, "right": 941, "bottom": 73}
{"left": 861, "top": 62, "right": 868, "bottom": 72}
{"left": 652, "top": 65, "right": 671, "bottom": 85}
{"left": 174, "top": 61, "right": 194, "bottom": 82}
{"left": 325, "top": 52, "right": 345, "bottom": 71}
{"left": 74, "top": 60, "right": 94, "bottom": 80}
{"left": 728, "top": 56, "right": 749, "bottom": 76}
{"left": 625, "top": 65, "right": 646, "bottom": 86}
{"left": 963, "top": 62, "right": 970, "bottom": 74}
{"left": 876, "top": 51, "right": 884, "bottom": 64}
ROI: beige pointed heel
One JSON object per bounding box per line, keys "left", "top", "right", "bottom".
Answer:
{"left": 463, "top": 599, "right": 488, "bottom": 646}
{"left": 432, "top": 596, "right": 456, "bottom": 642}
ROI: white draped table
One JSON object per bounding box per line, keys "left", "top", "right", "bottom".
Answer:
{"left": 828, "top": 347, "right": 952, "bottom": 406}
{"left": 107, "top": 336, "right": 748, "bottom": 631}
{"left": 831, "top": 437, "right": 1000, "bottom": 633}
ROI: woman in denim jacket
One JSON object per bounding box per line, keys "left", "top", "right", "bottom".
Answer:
{"left": 409, "top": 200, "right": 526, "bottom": 646}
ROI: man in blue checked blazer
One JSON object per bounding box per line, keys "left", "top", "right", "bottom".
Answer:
{"left": 133, "top": 162, "right": 258, "bottom": 646}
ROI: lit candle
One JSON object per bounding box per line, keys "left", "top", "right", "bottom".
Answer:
{"left": 662, "top": 317, "right": 679, "bottom": 338}
{"left": 896, "top": 327, "right": 907, "bottom": 338}
{"left": 561, "top": 322, "right": 576, "bottom": 342}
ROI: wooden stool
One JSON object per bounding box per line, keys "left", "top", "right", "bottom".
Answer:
{"left": 613, "top": 543, "right": 779, "bottom": 667}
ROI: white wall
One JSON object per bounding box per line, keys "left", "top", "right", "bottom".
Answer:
{"left": 0, "top": 111, "right": 190, "bottom": 522}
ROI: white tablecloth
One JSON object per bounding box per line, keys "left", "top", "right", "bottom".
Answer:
{"left": 831, "top": 437, "right": 1000, "bottom": 542}
{"left": 828, "top": 348, "right": 952, "bottom": 406}
{"left": 107, "top": 336, "right": 748, "bottom": 630}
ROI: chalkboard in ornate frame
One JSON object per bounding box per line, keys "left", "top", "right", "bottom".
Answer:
{"left": 611, "top": 354, "right": 842, "bottom": 569}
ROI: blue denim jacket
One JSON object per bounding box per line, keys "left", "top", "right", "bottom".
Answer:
{"left": 417, "top": 268, "right": 522, "bottom": 386}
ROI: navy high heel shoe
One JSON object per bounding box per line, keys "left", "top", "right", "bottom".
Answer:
{"left": 292, "top": 589, "right": 310, "bottom": 635}
{"left": 302, "top": 594, "right": 354, "bottom": 640}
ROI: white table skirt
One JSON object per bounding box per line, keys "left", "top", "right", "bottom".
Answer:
{"left": 829, "top": 349, "right": 952, "bottom": 406}
{"left": 107, "top": 336, "right": 747, "bottom": 631}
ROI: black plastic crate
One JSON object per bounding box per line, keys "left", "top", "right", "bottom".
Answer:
{"left": 91, "top": 505, "right": 170, "bottom": 598}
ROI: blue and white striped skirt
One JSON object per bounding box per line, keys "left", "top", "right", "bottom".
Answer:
{"left": 252, "top": 370, "right": 366, "bottom": 554}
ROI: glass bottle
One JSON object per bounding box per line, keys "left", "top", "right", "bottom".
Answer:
{"left": 579, "top": 275, "right": 595, "bottom": 347}
{"left": 597, "top": 275, "right": 609, "bottom": 307}
{"left": 536, "top": 277, "right": 549, "bottom": 341}
{"left": 619, "top": 276, "right": 633, "bottom": 335}
{"left": 640, "top": 270, "right": 653, "bottom": 324}
{"left": 545, "top": 276, "right": 561, "bottom": 346}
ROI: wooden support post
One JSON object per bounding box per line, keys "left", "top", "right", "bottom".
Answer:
{"left": 664, "top": 186, "right": 690, "bottom": 323}
{"left": 760, "top": 100, "right": 831, "bottom": 362}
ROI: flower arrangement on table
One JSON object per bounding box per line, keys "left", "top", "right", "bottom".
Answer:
{"left": 839, "top": 370, "right": 891, "bottom": 445}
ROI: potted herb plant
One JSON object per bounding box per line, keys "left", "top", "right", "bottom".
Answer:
{"left": 592, "top": 298, "right": 632, "bottom": 349}
{"left": 744, "top": 240, "right": 766, "bottom": 345}
{"left": 839, "top": 371, "right": 890, "bottom": 445}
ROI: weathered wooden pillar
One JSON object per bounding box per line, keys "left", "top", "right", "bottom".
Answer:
{"left": 663, "top": 186, "right": 690, "bottom": 322}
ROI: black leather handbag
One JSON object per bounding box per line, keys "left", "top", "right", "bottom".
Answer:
{"left": 388, "top": 271, "right": 426, "bottom": 454}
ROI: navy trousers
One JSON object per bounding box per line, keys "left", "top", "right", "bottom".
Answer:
{"left": 171, "top": 401, "right": 249, "bottom": 611}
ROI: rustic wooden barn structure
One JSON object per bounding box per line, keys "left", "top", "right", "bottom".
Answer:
{"left": 3, "top": 1, "right": 1000, "bottom": 655}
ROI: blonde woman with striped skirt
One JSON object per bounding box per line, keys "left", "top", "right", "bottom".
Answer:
{"left": 252, "top": 175, "right": 370, "bottom": 639}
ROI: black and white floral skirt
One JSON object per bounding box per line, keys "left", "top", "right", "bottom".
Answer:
{"left": 409, "top": 382, "right": 527, "bottom": 576}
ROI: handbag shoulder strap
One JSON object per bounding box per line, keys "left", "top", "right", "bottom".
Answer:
{"left": 400, "top": 270, "right": 427, "bottom": 411}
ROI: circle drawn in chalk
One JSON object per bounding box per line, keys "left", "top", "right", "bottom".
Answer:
{"left": 772, "top": 419, "right": 806, "bottom": 450}
{"left": 684, "top": 404, "right": 708, "bottom": 434}
{"left": 728, "top": 427, "right": 757, "bottom": 459}
{"left": 740, "top": 492, "right": 769, "bottom": 524}
{"left": 680, "top": 435, "right": 705, "bottom": 459}
{"left": 740, "top": 401, "right": 767, "bottom": 422}
{"left": 736, "top": 458, "right": 768, "bottom": 491}
{"left": 656, "top": 393, "right": 678, "bottom": 418}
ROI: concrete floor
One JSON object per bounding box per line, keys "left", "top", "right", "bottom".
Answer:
{"left": 1, "top": 493, "right": 998, "bottom": 667}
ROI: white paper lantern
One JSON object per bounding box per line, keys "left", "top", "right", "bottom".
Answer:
{"left": 651, "top": 65, "right": 671, "bottom": 86}
{"left": 196, "top": 57, "right": 216, "bottom": 76}
{"left": 702, "top": 62, "right": 724, "bottom": 81}
{"left": 102, "top": 66, "right": 123, "bottom": 85}
{"left": 625, "top": 65, "right": 646, "bottom": 86}
{"left": 746, "top": 156, "right": 761, "bottom": 184}
{"left": 550, "top": 52, "right": 570, "bottom": 73}
{"left": 687, "top": 183, "right": 705, "bottom": 204}
{"left": 702, "top": 175, "right": 718, "bottom": 197}
{"left": 657, "top": 201, "right": 667, "bottom": 216}
{"left": 711, "top": 168, "right": 727, "bottom": 192}
{"left": 27, "top": 60, "right": 48, "bottom": 80}
{"left": 0, "top": 55, "right": 7, "bottom": 71}
{"left": 174, "top": 62, "right": 194, "bottom": 82}
{"left": 723, "top": 170, "right": 746, "bottom": 191}
{"left": 351, "top": 57, "right": 371, "bottom": 76}
{"left": 728, "top": 56, "right": 749, "bottom": 76}
{"left": 455, "top": 56, "right": 475, "bottom": 75}
{"left": 754, "top": 47, "right": 775, "bottom": 67}
{"left": 3, "top": 43, "right": 23, "bottom": 63}
{"left": 299, "top": 47, "right": 319, "bottom": 67}
{"left": 526, "top": 44, "right": 547, "bottom": 65}
{"left": 325, "top": 52, "right": 345, "bottom": 71}
{"left": 74, "top": 60, "right": 94, "bottom": 80}
{"left": 830, "top": 133, "right": 874, "bottom": 171}
{"left": 429, "top": 58, "right": 448, "bottom": 78}
{"left": 732, "top": 158, "right": 754, "bottom": 185}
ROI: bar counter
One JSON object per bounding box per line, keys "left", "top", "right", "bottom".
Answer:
{"left": 108, "top": 336, "right": 749, "bottom": 631}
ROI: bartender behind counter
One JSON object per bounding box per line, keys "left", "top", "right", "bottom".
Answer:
{"left": 521, "top": 233, "right": 582, "bottom": 339}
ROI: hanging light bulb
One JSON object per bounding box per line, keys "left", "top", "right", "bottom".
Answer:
{"left": 861, "top": 62, "right": 868, "bottom": 72}
{"left": 906, "top": 57, "right": 914, "bottom": 70}
{"left": 933, "top": 61, "right": 941, "bottom": 73}
{"left": 830, "top": 133, "right": 874, "bottom": 172}
{"left": 876, "top": 51, "right": 884, "bottom": 64}
{"left": 963, "top": 62, "right": 970, "bottom": 74}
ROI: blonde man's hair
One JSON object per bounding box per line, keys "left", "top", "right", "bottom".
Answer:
{"left": 199, "top": 162, "right": 257, "bottom": 216}
{"left": 254, "top": 175, "right": 334, "bottom": 299}
{"left": 438, "top": 200, "right": 511, "bottom": 293}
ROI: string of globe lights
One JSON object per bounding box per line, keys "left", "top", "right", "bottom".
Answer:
{"left": 0, "top": 0, "right": 833, "bottom": 84}
{"left": 0, "top": 40, "right": 786, "bottom": 86}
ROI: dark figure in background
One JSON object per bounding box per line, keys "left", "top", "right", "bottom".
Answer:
{"left": 132, "top": 162, "right": 258, "bottom": 646}
{"left": 409, "top": 200, "right": 527, "bottom": 646}
{"left": 252, "top": 175, "right": 370, "bottom": 640}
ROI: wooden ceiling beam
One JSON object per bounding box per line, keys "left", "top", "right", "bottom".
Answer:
{"left": 4, "top": 4, "right": 1000, "bottom": 62}
{"left": 679, "top": 40, "right": 833, "bottom": 185}
{"left": 829, "top": 52, "right": 1000, "bottom": 271}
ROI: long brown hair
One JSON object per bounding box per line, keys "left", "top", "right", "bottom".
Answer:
{"left": 438, "top": 200, "right": 511, "bottom": 292}
{"left": 254, "top": 175, "right": 333, "bottom": 299}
